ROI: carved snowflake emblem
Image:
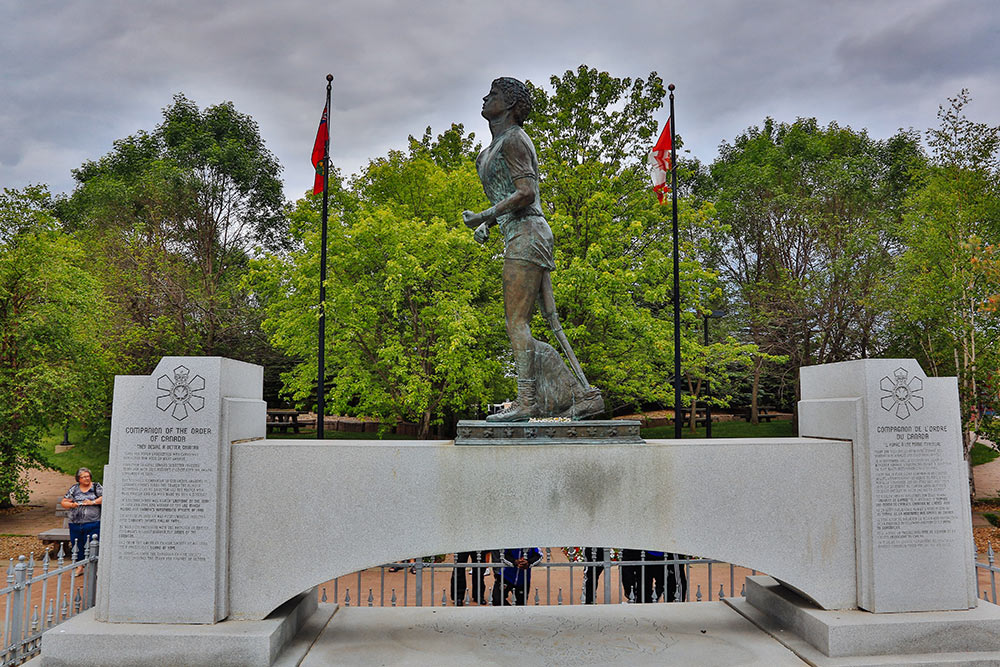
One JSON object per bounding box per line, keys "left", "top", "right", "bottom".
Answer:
{"left": 879, "top": 367, "right": 924, "bottom": 420}
{"left": 156, "top": 365, "right": 206, "bottom": 421}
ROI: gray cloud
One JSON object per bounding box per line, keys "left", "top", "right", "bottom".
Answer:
{"left": 836, "top": 0, "right": 999, "bottom": 85}
{"left": 2, "top": 0, "right": 998, "bottom": 199}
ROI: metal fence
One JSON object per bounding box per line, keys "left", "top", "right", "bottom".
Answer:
{"left": 320, "top": 549, "right": 755, "bottom": 608}
{"left": 1, "top": 536, "right": 99, "bottom": 667}
{"left": 320, "top": 545, "right": 1000, "bottom": 609}
{"left": 5, "top": 539, "right": 1000, "bottom": 665}
{"left": 976, "top": 541, "right": 1000, "bottom": 604}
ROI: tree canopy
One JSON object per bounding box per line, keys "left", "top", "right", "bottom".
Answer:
{"left": 703, "top": 116, "right": 924, "bottom": 418}
{"left": 4, "top": 70, "right": 997, "bottom": 458}
{"left": 0, "top": 186, "right": 111, "bottom": 505}
{"left": 60, "top": 94, "right": 287, "bottom": 373}
{"left": 246, "top": 127, "right": 507, "bottom": 437}
{"left": 885, "top": 90, "right": 1000, "bottom": 467}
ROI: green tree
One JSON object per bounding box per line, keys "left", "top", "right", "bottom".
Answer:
{"left": 886, "top": 90, "right": 1000, "bottom": 485}
{"left": 60, "top": 94, "right": 287, "bottom": 373}
{"left": 521, "top": 65, "right": 751, "bottom": 413}
{"left": 253, "top": 67, "right": 762, "bottom": 429}
{"left": 246, "top": 131, "right": 507, "bottom": 437}
{"left": 705, "top": 117, "right": 923, "bottom": 421}
{"left": 0, "top": 187, "right": 111, "bottom": 506}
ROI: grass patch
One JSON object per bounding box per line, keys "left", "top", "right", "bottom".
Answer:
{"left": 972, "top": 441, "right": 1000, "bottom": 466}
{"left": 984, "top": 513, "right": 1000, "bottom": 528}
{"left": 642, "top": 418, "right": 796, "bottom": 439}
{"left": 37, "top": 415, "right": 790, "bottom": 479}
{"left": 272, "top": 428, "right": 414, "bottom": 440}
{"left": 38, "top": 420, "right": 414, "bottom": 476}
{"left": 39, "top": 423, "right": 112, "bottom": 483}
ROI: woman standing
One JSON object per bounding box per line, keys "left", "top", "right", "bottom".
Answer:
{"left": 60, "top": 467, "right": 102, "bottom": 575}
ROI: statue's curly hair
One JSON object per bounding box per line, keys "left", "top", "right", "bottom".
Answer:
{"left": 492, "top": 77, "right": 532, "bottom": 126}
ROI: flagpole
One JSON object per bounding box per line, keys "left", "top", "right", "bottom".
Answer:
{"left": 317, "top": 73, "right": 332, "bottom": 440}
{"left": 669, "top": 83, "right": 682, "bottom": 439}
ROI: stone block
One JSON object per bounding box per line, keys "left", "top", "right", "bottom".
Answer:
{"left": 732, "top": 575, "right": 1000, "bottom": 663}
{"left": 299, "top": 602, "right": 804, "bottom": 666}
{"left": 800, "top": 359, "right": 976, "bottom": 612}
{"left": 42, "top": 591, "right": 317, "bottom": 667}
{"left": 228, "top": 436, "right": 857, "bottom": 619}
{"left": 96, "top": 357, "right": 265, "bottom": 624}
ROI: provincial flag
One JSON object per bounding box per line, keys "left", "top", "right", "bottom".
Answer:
{"left": 311, "top": 103, "right": 329, "bottom": 195}
{"left": 648, "top": 118, "right": 672, "bottom": 203}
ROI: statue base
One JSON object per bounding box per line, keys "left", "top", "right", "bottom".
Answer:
{"left": 455, "top": 419, "right": 643, "bottom": 446}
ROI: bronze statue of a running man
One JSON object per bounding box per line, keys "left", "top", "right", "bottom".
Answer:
{"left": 463, "top": 77, "right": 604, "bottom": 422}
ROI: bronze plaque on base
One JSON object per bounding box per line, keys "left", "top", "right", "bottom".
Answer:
{"left": 455, "top": 419, "right": 643, "bottom": 446}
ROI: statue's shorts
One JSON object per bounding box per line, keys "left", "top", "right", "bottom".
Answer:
{"left": 499, "top": 214, "right": 555, "bottom": 271}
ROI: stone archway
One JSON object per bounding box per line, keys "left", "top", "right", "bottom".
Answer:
{"left": 227, "top": 436, "right": 858, "bottom": 619}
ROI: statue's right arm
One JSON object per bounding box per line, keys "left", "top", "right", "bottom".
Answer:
{"left": 463, "top": 208, "right": 493, "bottom": 229}
{"left": 463, "top": 132, "right": 536, "bottom": 229}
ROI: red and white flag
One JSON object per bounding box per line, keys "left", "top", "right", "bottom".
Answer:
{"left": 648, "top": 118, "right": 672, "bottom": 203}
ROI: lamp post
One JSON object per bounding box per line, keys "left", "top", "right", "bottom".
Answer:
{"left": 703, "top": 310, "right": 726, "bottom": 438}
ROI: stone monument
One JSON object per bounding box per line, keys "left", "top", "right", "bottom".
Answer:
{"left": 41, "top": 356, "right": 1000, "bottom": 665}
{"left": 43, "top": 357, "right": 316, "bottom": 667}
{"left": 728, "top": 358, "right": 1000, "bottom": 664}
{"left": 798, "top": 358, "right": 975, "bottom": 613}
{"left": 96, "top": 357, "right": 265, "bottom": 623}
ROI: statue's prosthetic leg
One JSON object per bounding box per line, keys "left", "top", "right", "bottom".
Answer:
{"left": 538, "top": 275, "right": 590, "bottom": 390}
{"left": 487, "top": 263, "right": 603, "bottom": 421}
{"left": 538, "top": 273, "right": 605, "bottom": 419}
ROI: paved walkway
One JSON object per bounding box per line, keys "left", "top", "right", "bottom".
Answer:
{"left": 1, "top": 468, "right": 76, "bottom": 536}
{"left": 291, "top": 602, "right": 805, "bottom": 666}
{"left": 975, "top": 445, "right": 1000, "bottom": 500}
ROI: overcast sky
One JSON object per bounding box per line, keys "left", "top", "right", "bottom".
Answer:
{"left": 2, "top": 0, "right": 998, "bottom": 201}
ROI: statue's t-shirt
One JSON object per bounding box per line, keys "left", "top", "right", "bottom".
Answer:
{"left": 476, "top": 126, "right": 555, "bottom": 270}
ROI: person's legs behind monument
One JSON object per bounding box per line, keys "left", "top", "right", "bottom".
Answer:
{"left": 620, "top": 548, "right": 641, "bottom": 602}
{"left": 488, "top": 549, "right": 504, "bottom": 605}
{"left": 513, "top": 571, "right": 531, "bottom": 606}
{"left": 663, "top": 552, "right": 688, "bottom": 602}
{"left": 451, "top": 551, "right": 470, "bottom": 605}
{"left": 491, "top": 581, "right": 505, "bottom": 606}
{"left": 451, "top": 550, "right": 486, "bottom": 605}
{"left": 70, "top": 521, "right": 100, "bottom": 558}
{"left": 621, "top": 549, "right": 659, "bottom": 603}
{"left": 639, "top": 550, "right": 663, "bottom": 603}
{"left": 582, "top": 547, "right": 605, "bottom": 604}
{"left": 469, "top": 550, "right": 486, "bottom": 603}
{"left": 68, "top": 520, "right": 100, "bottom": 576}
